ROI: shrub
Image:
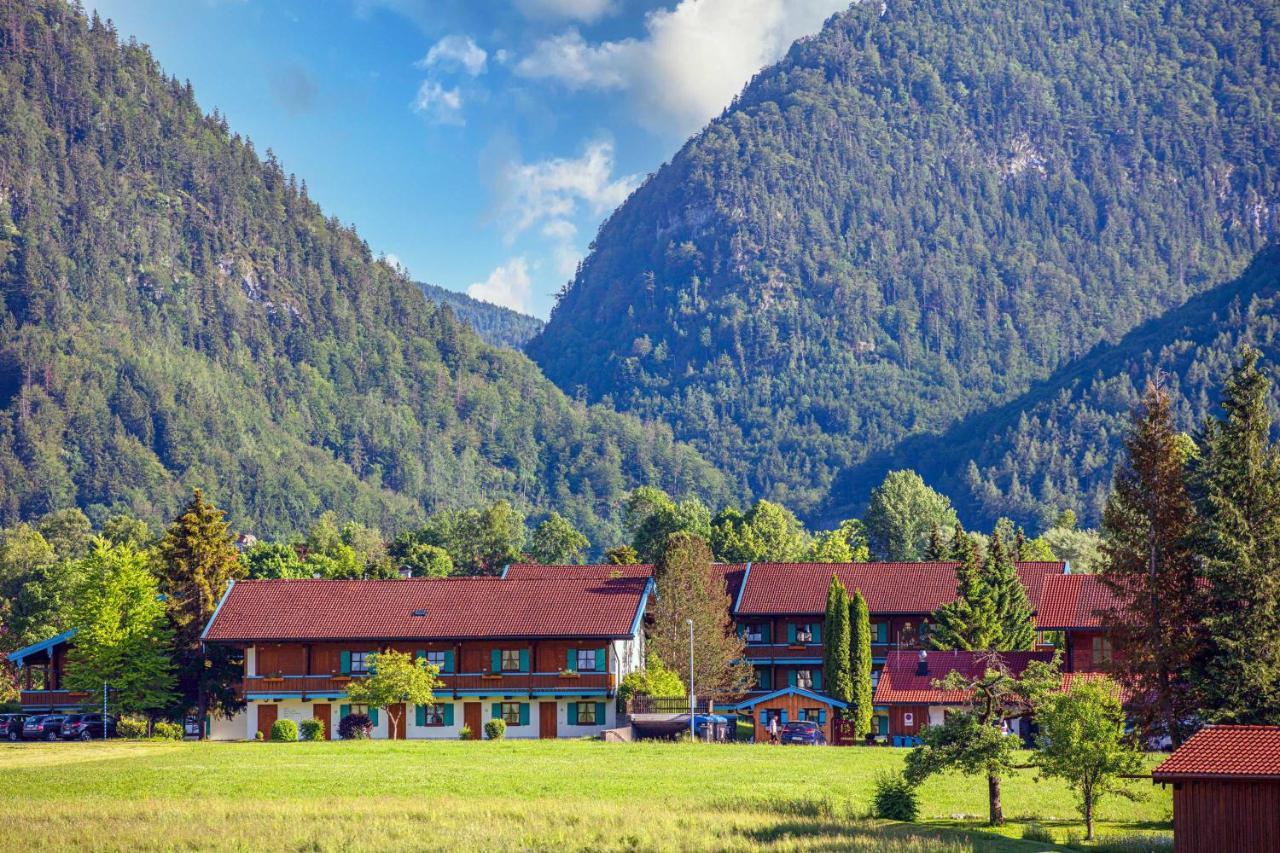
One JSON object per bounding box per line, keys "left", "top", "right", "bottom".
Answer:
{"left": 153, "top": 721, "right": 183, "bottom": 740}
{"left": 1022, "top": 824, "right": 1055, "bottom": 844}
{"left": 1093, "top": 836, "right": 1174, "bottom": 853}
{"left": 458, "top": 725, "right": 473, "bottom": 740}
{"left": 0, "top": 700, "right": 21, "bottom": 714}
{"left": 270, "top": 719, "right": 299, "bottom": 742}
{"left": 117, "top": 716, "right": 148, "bottom": 739}
{"left": 338, "top": 712, "right": 372, "bottom": 740}
{"left": 254, "top": 730, "right": 264, "bottom": 741}
{"left": 484, "top": 718, "right": 506, "bottom": 740}
{"left": 872, "top": 771, "right": 919, "bottom": 821}
{"left": 299, "top": 718, "right": 325, "bottom": 741}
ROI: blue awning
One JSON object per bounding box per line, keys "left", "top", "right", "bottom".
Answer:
{"left": 6, "top": 629, "right": 77, "bottom": 665}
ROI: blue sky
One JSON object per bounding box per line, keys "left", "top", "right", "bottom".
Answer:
{"left": 90, "top": 0, "right": 846, "bottom": 317}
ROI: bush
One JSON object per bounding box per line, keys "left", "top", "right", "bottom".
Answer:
{"left": 254, "top": 730, "right": 264, "bottom": 741}
{"left": 117, "top": 716, "right": 148, "bottom": 739}
{"left": 338, "top": 712, "right": 372, "bottom": 740}
{"left": 0, "top": 700, "right": 21, "bottom": 714}
{"left": 1093, "top": 836, "right": 1174, "bottom": 853}
{"left": 484, "top": 719, "right": 506, "bottom": 740}
{"left": 299, "top": 718, "right": 325, "bottom": 741}
{"left": 458, "top": 725, "right": 473, "bottom": 740}
{"left": 270, "top": 719, "right": 299, "bottom": 742}
{"left": 1022, "top": 824, "right": 1055, "bottom": 844}
{"left": 153, "top": 721, "right": 183, "bottom": 740}
{"left": 872, "top": 772, "right": 919, "bottom": 821}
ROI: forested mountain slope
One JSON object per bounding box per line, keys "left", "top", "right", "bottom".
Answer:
{"left": 827, "top": 247, "right": 1280, "bottom": 531}
{"left": 528, "top": 0, "right": 1280, "bottom": 518}
{"left": 418, "top": 282, "right": 543, "bottom": 350}
{"left": 0, "top": 1, "right": 724, "bottom": 542}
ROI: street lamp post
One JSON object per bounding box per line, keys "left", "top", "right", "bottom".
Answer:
{"left": 687, "top": 618, "right": 695, "bottom": 741}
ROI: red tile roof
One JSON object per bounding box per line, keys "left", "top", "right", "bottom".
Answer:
{"left": 504, "top": 562, "right": 749, "bottom": 606}
{"left": 1036, "top": 574, "right": 1121, "bottom": 629}
{"left": 734, "top": 561, "right": 1066, "bottom": 616}
{"left": 1154, "top": 726, "right": 1280, "bottom": 780}
{"left": 873, "top": 649, "right": 1055, "bottom": 704}
{"left": 202, "top": 576, "right": 650, "bottom": 642}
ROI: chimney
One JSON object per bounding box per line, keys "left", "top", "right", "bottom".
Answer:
{"left": 916, "top": 650, "right": 928, "bottom": 677}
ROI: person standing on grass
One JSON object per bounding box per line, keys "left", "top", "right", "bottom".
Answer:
{"left": 769, "top": 714, "right": 779, "bottom": 744}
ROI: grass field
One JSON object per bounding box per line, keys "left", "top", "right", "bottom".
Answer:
{"left": 1, "top": 740, "right": 1172, "bottom": 851}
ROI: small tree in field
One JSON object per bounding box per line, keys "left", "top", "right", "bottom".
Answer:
{"left": 345, "top": 650, "right": 444, "bottom": 739}
{"left": 1033, "top": 677, "right": 1142, "bottom": 840}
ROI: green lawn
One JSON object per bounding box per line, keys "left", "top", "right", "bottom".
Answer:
{"left": 0, "top": 740, "right": 1171, "bottom": 851}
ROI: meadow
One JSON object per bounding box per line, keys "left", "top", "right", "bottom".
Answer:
{"left": 1, "top": 739, "right": 1171, "bottom": 851}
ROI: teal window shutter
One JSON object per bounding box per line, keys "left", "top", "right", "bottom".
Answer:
{"left": 566, "top": 649, "right": 577, "bottom": 672}
{"left": 819, "top": 709, "right": 827, "bottom": 725}
{"left": 443, "top": 650, "right": 454, "bottom": 673}
{"left": 759, "top": 710, "right": 767, "bottom": 727}
{"left": 813, "top": 671, "right": 823, "bottom": 690}
{"left": 780, "top": 710, "right": 788, "bottom": 724}
{"left": 595, "top": 648, "right": 605, "bottom": 671}
{"left": 491, "top": 649, "right": 502, "bottom": 672}
{"left": 340, "top": 704, "right": 350, "bottom": 719}
{"left": 415, "top": 650, "right": 426, "bottom": 662}
{"left": 340, "top": 651, "right": 351, "bottom": 675}
{"left": 415, "top": 705, "right": 426, "bottom": 726}
{"left": 492, "top": 703, "right": 502, "bottom": 719}
{"left": 519, "top": 703, "right": 530, "bottom": 726}
{"left": 787, "top": 670, "right": 797, "bottom": 687}
{"left": 443, "top": 704, "right": 454, "bottom": 726}
{"left": 369, "top": 708, "right": 379, "bottom": 726}
{"left": 762, "top": 623, "right": 771, "bottom": 643}
{"left": 812, "top": 624, "right": 821, "bottom": 644}
{"left": 787, "top": 624, "right": 796, "bottom": 643}
{"left": 595, "top": 702, "right": 606, "bottom": 726}
{"left": 519, "top": 649, "right": 529, "bottom": 673}
{"left": 569, "top": 703, "right": 578, "bottom": 725}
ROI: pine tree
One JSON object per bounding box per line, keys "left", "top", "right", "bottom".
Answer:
{"left": 1190, "top": 347, "right": 1280, "bottom": 724}
{"left": 1100, "top": 383, "right": 1202, "bottom": 746}
{"left": 849, "top": 589, "right": 873, "bottom": 738}
{"left": 822, "top": 575, "right": 853, "bottom": 704}
{"left": 930, "top": 531, "right": 999, "bottom": 650}
{"left": 924, "top": 523, "right": 947, "bottom": 560}
{"left": 984, "top": 532, "right": 1036, "bottom": 650}
{"left": 156, "top": 489, "right": 246, "bottom": 732}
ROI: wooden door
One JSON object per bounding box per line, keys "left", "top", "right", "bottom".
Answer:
{"left": 312, "top": 704, "right": 331, "bottom": 740}
{"left": 539, "top": 701, "right": 558, "bottom": 739}
{"left": 387, "top": 703, "right": 407, "bottom": 739}
{"left": 464, "top": 702, "right": 482, "bottom": 739}
{"left": 256, "top": 704, "right": 277, "bottom": 740}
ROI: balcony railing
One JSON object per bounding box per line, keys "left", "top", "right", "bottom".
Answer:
{"left": 20, "top": 690, "right": 90, "bottom": 709}
{"left": 240, "top": 671, "right": 615, "bottom": 697}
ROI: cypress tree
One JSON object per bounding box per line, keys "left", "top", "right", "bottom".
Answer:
{"left": 1190, "top": 347, "right": 1280, "bottom": 724}
{"left": 849, "top": 589, "right": 873, "bottom": 738}
{"left": 823, "top": 575, "right": 853, "bottom": 703}
{"left": 929, "top": 530, "right": 999, "bottom": 650}
{"left": 985, "top": 531, "right": 1036, "bottom": 650}
{"left": 1100, "top": 383, "right": 1202, "bottom": 747}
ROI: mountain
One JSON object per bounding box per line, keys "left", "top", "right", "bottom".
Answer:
{"left": 417, "top": 282, "right": 543, "bottom": 350}
{"left": 527, "top": 0, "right": 1280, "bottom": 519}
{"left": 0, "top": 0, "right": 725, "bottom": 543}
{"left": 827, "top": 246, "right": 1280, "bottom": 531}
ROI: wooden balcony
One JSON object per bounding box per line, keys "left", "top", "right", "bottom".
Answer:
{"left": 240, "top": 671, "right": 615, "bottom": 697}
{"left": 20, "top": 690, "right": 90, "bottom": 710}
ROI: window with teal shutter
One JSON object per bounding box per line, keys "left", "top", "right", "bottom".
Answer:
{"left": 442, "top": 704, "right": 454, "bottom": 726}
{"left": 518, "top": 649, "right": 530, "bottom": 672}
{"left": 415, "top": 650, "right": 426, "bottom": 663}
{"left": 569, "top": 703, "right": 578, "bottom": 725}
{"left": 566, "top": 649, "right": 577, "bottom": 672}
{"left": 787, "top": 624, "right": 797, "bottom": 643}
{"left": 756, "top": 667, "right": 771, "bottom": 690}
{"left": 491, "top": 649, "right": 502, "bottom": 672}
{"left": 518, "top": 703, "right": 530, "bottom": 726}
{"left": 443, "top": 650, "right": 454, "bottom": 673}
{"left": 492, "top": 703, "right": 502, "bottom": 719}
{"left": 340, "top": 651, "right": 351, "bottom": 675}
{"left": 369, "top": 708, "right": 379, "bottom": 726}
{"left": 779, "top": 711, "right": 788, "bottom": 724}
{"left": 818, "top": 709, "right": 827, "bottom": 725}
{"left": 758, "top": 710, "right": 767, "bottom": 727}
{"left": 415, "top": 705, "right": 426, "bottom": 726}
{"left": 339, "top": 704, "right": 351, "bottom": 720}
{"left": 811, "top": 624, "right": 821, "bottom": 644}
{"left": 787, "top": 670, "right": 797, "bottom": 687}
{"left": 812, "top": 670, "right": 823, "bottom": 691}
{"left": 595, "top": 702, "right": 606, "bottom": 726}
{"left": 761, "top": 623, "right": 772, "bottom": 643}
{"left": 594, "top": 648, "right": 605, "bottom": 671}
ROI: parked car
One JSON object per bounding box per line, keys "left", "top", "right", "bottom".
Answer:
{"left": 61, "top": 713, "right": 117, "bottom": 741}
{"left": 22, "top": 714, "right": 67, "bottom": 741}
{"left": 779, "top": 720, "right": 826, "bottom": 745}
{"left": 0, "top": 714, "right": 27, "bottom": 741}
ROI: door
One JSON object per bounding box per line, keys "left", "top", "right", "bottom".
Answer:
{"left": 312, "top": 704, "right": 331, "bottom": 740}
{"left": 387, "top": 703, "right": 407, "bottom": 739}
{"left": 539, "top": 701, "right": 558, "bottom": 739}
{"left": 464, "top": 702, "right": 482, "bottom": 739}
{"left": 256, "top": 704, "right": 277, "bottom": 740}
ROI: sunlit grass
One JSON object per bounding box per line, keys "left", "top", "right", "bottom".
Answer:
{"left": 0, "top": 740, "right": 1171, "bottom": 851}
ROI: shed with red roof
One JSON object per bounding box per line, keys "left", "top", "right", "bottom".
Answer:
{"left": 1153, "top": 725, "right": 1280, "bottom": 853}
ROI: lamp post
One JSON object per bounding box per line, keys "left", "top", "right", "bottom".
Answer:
{"left": 687, "top": 618, "right": 695, "bottom": 741}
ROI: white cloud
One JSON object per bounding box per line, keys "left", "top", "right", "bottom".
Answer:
{"left": 497, "top": 139, "right": 638, "bottom": 239}
{"left": 515, "top": 0, "right": 846, "bottom": 135}
{"left": 467, "top": 257, "right": 532, "bottom": 312}
{"left": 515, "top": 0, "right": 616, "bottom": 23}
{"left": 412, "top": 80, "right": 464, "bottom": 124}
{"left": 419, "top": 34, "right": 487, "bottom": 76}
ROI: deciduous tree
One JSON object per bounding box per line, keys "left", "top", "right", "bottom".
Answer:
{"left": 864, "top": 471, "right": 959, "bottom": 560}
{"left": 345, "top": 649, "right": 444, "bottom": 740}
{"left": 529, "top": 512, "right": 590, "bottom": 564}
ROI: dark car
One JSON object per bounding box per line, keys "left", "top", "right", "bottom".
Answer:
{"left": 0, "top": 714, "right": 27, "bottom": 741}
{"left": 21, "top": 714, "right": 67, "bottom": 741}
{"left": 779, "top": 720, "right": 826, "bottom": 745}
{"left": 61, "top": 713, "right": 117, "bottom": 741}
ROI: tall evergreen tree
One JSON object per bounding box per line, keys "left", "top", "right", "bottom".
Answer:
{"left": 156, "top": 489, "right": 246, "bottom": 733}
{"left": 924, "top": 523, "right": 947, "bottom": 560}
{"left": 822, "top": 575, "right": 853, "bottom": 704}
{"left": 849, "top": 589, "right": 873, "bottom": 738}
{"left": 930, "top": 531, "right": 999, "bottom": 651}
{"left": 1190, "top": 347, "right": 1280, "bottom": 723}
{"left": 984, "top": 532, "right": 1036, "bottom": 650}
{"left": 1100, "top": 384, "right": 1203, "bottom": 746}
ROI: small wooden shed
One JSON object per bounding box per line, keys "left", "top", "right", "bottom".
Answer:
{"left": 732, "top": 686, "right": 848, "bottom": 743}
{"left": 1152, "top": 725, "right": 1280, "bottom": 853}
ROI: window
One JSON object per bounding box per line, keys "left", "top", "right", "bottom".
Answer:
{"left": 576, "top": 649, "right": 598, "bottom": 671}
{"left": 872, "top": 622, "right": 888, "bottom": 644}
{"left": 349, "top": 652, "right": 371, "bottom": 674}
{"left": 871, "top": 669, "right": 881, "bottom": 690}
{"left": 795, "top": 624, "right": 815, "bottom": 643}
{"left": 745, "top": 624, "right": 763, "bottom": 643}
{"left": 575, "top": 702, "right": 598, "bottom": 725}
{"left": 349, "top": 704, "right": 369, "bottom": 716}
{"left": 424, "top": 651, "right": 448, "bottom": 670}
{"left": 421, "top": 707, "right": 446, "bottom": 727}
{"left": 796, "top": 669, "right": 814, "bottom": 690}
{"left": 755, "top": 667, "right": 772, "bottom": 690}
{"left": 500, "top": 702, "right": 522, "bottom": 725}
{"left": 799, "top": 708, "right": 821, "bottom": 722}
{"left": 501, "top": 650, "right": 522, "bottom": 672}
{"left": 1091, "top": 636, "right": 1113, "bottom": 665}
